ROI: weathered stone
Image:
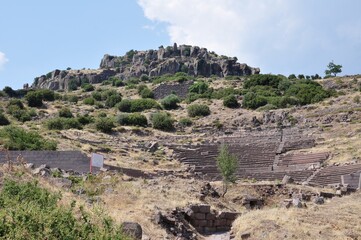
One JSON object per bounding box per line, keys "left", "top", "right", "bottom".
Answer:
{"left": 32, "top": 44, "right": 259, "bottom": 90}
{"left": 198, "top": 204, "right": 211, "bottom": 213}
{"left": 282, "top": 175, "right": 294, "bottom": 184}
{"left": 51, "top": 178, "right": 72, "bottom": 188}
{"left": 194, "top": 213, "right": 206, "bottom": 220}
{"left": 292, "top": 198, "right": 303, "bottom": 208}
{"left": 121, "top": 222, "right": 142, "bottom": 240}
{"left": 314, "top": 196, "right": 325, "bottom": 205}
{"left": 320, "top": 191, "right": 335, "bottom": 198}
{"left": 205, "top": 213, "right": 216, "bottom": 220}
{"left": 240, "top": 232, "right": 251, "bottom": 239}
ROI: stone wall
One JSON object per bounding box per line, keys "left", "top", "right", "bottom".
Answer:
{"left": 153, "top": 81, "right": 193, "bottom": 99}
{"left": 184, "top": 204, "right": 238, "bottom": 234}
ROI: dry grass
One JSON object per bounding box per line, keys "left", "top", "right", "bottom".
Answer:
{"left": 232, "top": 192, "right": 361, "bottom": 240}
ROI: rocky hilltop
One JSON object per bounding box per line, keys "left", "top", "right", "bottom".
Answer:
{"left": 32, "top": 43, "right": 260, "bottom": 90}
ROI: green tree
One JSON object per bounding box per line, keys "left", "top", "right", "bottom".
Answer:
{"left": 325, "top": 61, "right": 342, "bottom": 76}
{"left": 216, "top": 144, "right": 237, "bottom": 197}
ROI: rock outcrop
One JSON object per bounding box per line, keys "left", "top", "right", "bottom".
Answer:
{"left": 31, "top": 43, "right": 260, "bottom": 90}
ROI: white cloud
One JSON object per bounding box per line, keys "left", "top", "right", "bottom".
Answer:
{"left": 137, "top": 0, "right": 303, "bottom": 66}
{"left": 0, "top": 52, "right": 8, "bottom": 71}
{"left": 137, "top": 0, "right": 361, "bottom": 75}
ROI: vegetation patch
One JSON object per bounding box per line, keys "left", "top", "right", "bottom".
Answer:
{"left": 0, "top": 179, "right": 129, "bottom": 239}
{"left": 0, "top": 126, "right": 57, "bottom": 150}
{"left": 187, "top": 104, "right": 211, "bottom": 117}
{"left": 117, "top": 113, "right": 148, "bottom": 127}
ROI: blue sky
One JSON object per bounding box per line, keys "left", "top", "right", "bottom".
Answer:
{"left": 1, "top": 0, "right": 361, "bottom": 89}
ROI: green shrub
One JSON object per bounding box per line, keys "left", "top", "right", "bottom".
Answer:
{"left": 151, "top": 112, "right": 174, "bottom": 131}
{"left": 64, "top": 95, "right": 79, "bottom": 103}
{"left": 189, "top": 81, "right": 209, "bottom": 94}
{"left": 242, "top": 92, "right": 268, "bottom": 109}
{"left": 187, "top": 104, "right": 211, "bottom": 117}
{"left": 25, "top": 91, "right": 43, "bottom": 107}
{"left": 68, "top": 79, "right": 78, "bottom": 91}
{"left": 95, "top": 117, "right": 115, "bottom": 133}
{"left": 288, "top": 74, "right": 297, "bottom": 79}
{"left": 77, "top": 114, "right": 94, "bottom": 125}
{"left": 223, "top": 95, "right": 239, "bottom": 108}
{"left": 0, "top": 180, "right": 129, "bottom": 239}
{"left": 0, "top": 113, "right": 10, "bottom": 126}
{"left": 91, "top": 91, "right": 102, "bottom": 101}
{"left": 3, "top": 86, "right": 17, "bottom": 97}
{"left": 117, "top": 99, "right": 160, "bottom": 112}
{"left": 285, "top": 80, "right": 330, "bottom": 105}
{"left": 105, "top": 94, "right": 122, "bottom": 108}
{"left": 7, "top": 99, "right": 24, "bottom": 109}
{"left": 178, "top": 117, "right": 192, "bottom": 127}
{"left": 140, "top": 88, "right": 154, "bottom": 99}
{"left": 81, "top": 83, "right": 95, "bottom": 92}
{"left": 140, "top": 74, "right": 149, "bottom": 81}
{"left": 83, "top": 97, "right": 95, "bottom": 105}
{"left": 117, "top": 113, "right": 148, "bottom": 127}
{"left": 46, "top": 118, "right": 82, "bottom": 130}
{"left": 244, "top": 74, "right": 284, "bottom": 89}
{"left": 37, "top": 89, "right": 55, "bottom": 101}
{"left": 112, "top": 79, "right": 124, "bottom": 87}
{"left": 161, "top": 94, "right": 180, "bottom": 110}
{"left": 58, "top": 107, "right": 73, "bottom": 118}
{"left": 0, "top": 126, "right": 57, "bottom": 150}
{"left": 117, "top": 99, "right": 131, "bottom": 112}
{"left": 6, "top": 101, "right": 34, "bottom": 122}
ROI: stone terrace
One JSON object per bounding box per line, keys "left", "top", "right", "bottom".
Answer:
{"left": 171, "top": 128, "right": 331, "bottom": 184}
{"left": 309, "top": 164, "right": 361, "bottom": 187}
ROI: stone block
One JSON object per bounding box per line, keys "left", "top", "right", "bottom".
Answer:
{"left": 198, "top": 204, "right": 211, "bottom": 213}
{"left": 204, "top": 227, "right": 217, "bottom": 234}
{"left": 227, "top": 219, "right": 234, "bottom": 225}
{"left": 225, "top": 212, "right": 238, "bottom": 220}
{"left": 185, "top": 207, "right": 195, "bottom": 218}
{"left": 206, "top": 213, "right": 216, "bottom": 220}
{"left": 194, "top": 213, "right": 206, "bottom": 220}
{"left": 194, "top": 220, "right": 207, "bottom": 227}
{"left": 206, "top": 220, "right": 214, "bottom": 227}
{"left": 216, "top": 226, "right": 231, "bottom": 232}
{"left": 189, "top": 205, "right": 200, "bottom": 212}
{"left": 214, "top": 219, "right": 227, "bottom": 227}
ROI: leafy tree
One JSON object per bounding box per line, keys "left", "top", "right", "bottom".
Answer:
{"left": 3, "top": 86, "right": 17, "bottom": 97}
{"left": 325, "top": 60, "right": 342, "bottom": 76}
{"left": 216, "top": 144, "right": 237, "bottom": 197}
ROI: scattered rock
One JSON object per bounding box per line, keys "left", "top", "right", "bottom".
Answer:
{"left": 313, "top": 196, "right": 325, "bottom": 205}
{"left": 240, "top": 232, "right": 251, "bottom": 239}
{"left": 282, "top": 175, "right": 294, "bottom": 184}
{"left": 121, "top": 222, "right": 142, "bottom": 240}
{"left": 50, "top": 178, "right": 72, "bottom": 189}
{"left": 292, "top": 198, "right": 303, "bottom": 208}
